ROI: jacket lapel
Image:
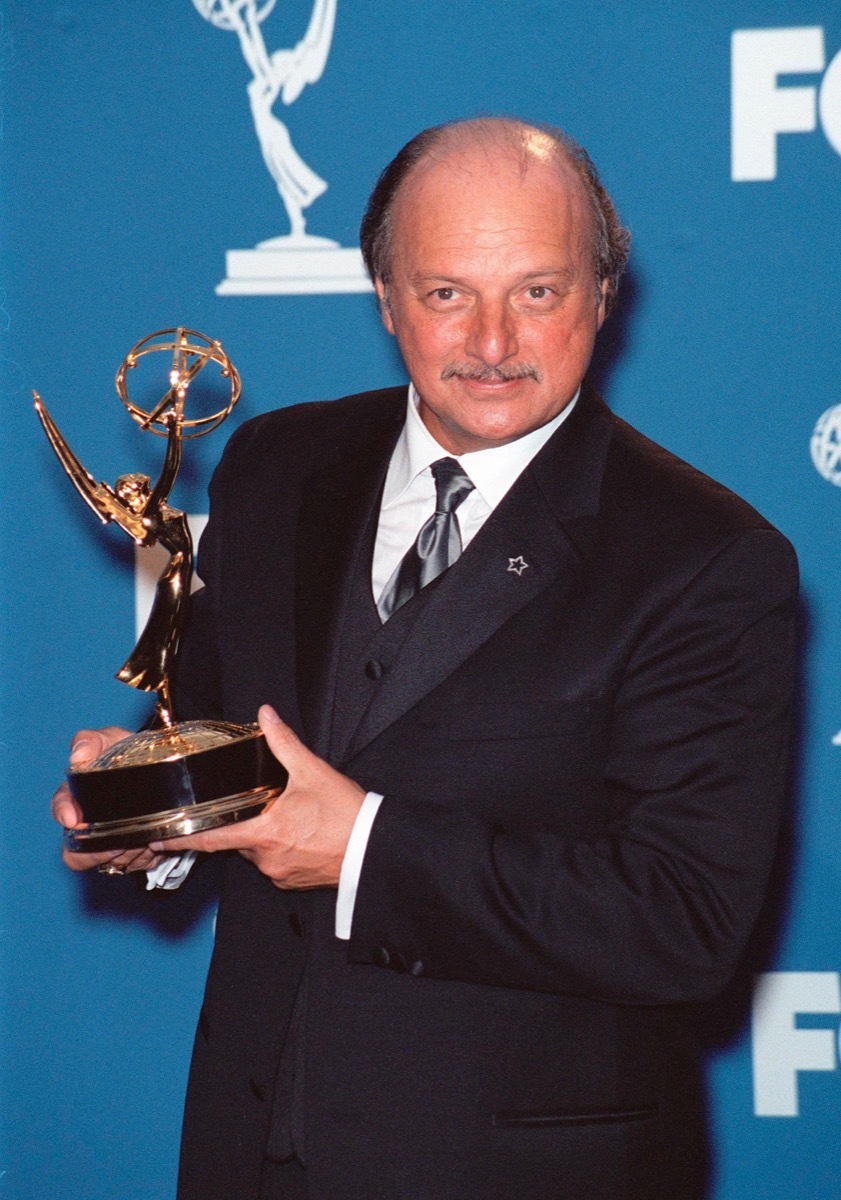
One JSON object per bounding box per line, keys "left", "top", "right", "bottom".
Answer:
{"left": 344, "top": 386, "right": 614, "bottom": 761}
{"left": 294, "top": 393, "right": 405, "bottom": 757}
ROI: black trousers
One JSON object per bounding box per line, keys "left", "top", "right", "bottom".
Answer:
{"left": 258, "top": 1158, "right": 308, "bottom": 1200}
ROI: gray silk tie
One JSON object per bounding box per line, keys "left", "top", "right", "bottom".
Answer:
{"left": 377, "top": 457, "right": 475, "bottom": 621}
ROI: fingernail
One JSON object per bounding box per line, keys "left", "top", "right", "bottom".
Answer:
{"left": 69, "top": 738, "right": 92, "bottom": 765}
{"left": 149, "top": 842, "right": 164, "bottom": 852}
{"left": 260, "top": 705, "right": 281, "bottom": 725}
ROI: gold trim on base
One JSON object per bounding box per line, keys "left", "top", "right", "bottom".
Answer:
{"left": 66, "top": 785, "right": 282, "bottom": 853}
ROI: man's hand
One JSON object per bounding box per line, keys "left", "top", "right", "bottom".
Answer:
{"left": 51, "top": 727, "right": 168, "bottom": 875}
{"left": 150, "top": 705, "right": 366, "bottom": 890}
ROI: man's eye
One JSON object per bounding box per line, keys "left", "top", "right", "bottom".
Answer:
{"left": 527, "top": 286, "right": 550, "bottom": 299}
{"left": 431, "top": 288, "right": 456, "bottom": 301}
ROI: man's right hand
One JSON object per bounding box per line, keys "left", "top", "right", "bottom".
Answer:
{"left": 51, "top": 728, "right": 166, "bottom": 874}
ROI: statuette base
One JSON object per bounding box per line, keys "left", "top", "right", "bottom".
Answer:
{"left": 66, "top": 784, "right": 281, "bottom": 853}
{"left": 64, "top": 720, "right": 287, "bottom": 852}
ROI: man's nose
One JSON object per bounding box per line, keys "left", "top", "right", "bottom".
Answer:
{"left": 465, "top": 300, "right": 518, "bottom": 366}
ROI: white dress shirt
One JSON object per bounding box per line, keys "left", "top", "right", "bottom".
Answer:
{"left": 150, "top": 384, "right": 580, "bottom": 936}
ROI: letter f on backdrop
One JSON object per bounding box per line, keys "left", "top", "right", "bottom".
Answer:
{"left": 731, "top": 27, "right": 825, "bottom": 180}
{"left": 752, "top": 972, "right": 841, "bottom": 1116}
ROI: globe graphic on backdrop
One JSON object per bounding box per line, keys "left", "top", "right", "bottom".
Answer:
{"left": 192, "top": 0, "right": 277, "bottom": 30}
{"left": 810, "top": 404, "right": 841, "bottom": 487}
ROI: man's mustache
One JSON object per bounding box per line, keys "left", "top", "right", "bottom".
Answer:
{"left": 441, "top": 362, "right": 542, "bottom": 383}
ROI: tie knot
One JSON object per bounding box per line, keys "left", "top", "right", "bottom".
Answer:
{"left": 430, "top": 457, "right": 474, "bottom": 514}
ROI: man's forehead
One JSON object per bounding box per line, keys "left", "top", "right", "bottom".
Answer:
{"left": 401, "top": 135, "right": 572, "bottom": 192}
{"left": 388, "top": 140, "right": 591, "bottom": 259}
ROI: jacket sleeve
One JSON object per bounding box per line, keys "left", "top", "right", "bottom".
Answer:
{"left": 347, "top": 528, "right": 799, "bottom": 1006}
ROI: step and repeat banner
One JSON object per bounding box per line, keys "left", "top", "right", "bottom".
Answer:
{"left": 1, "top": 3, "right": 839, "bottom": 1197}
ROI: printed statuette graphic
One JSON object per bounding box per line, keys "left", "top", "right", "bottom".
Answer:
{"left": 193, "top": 0, "right": 371, "bottom": 294}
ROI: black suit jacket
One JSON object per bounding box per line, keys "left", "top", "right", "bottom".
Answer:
{"left": 174, "top": 384, "right": 798, "bottom": 1200}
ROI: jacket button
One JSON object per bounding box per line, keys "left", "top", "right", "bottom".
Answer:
{"left": 288, "top": 912, "right": 305, "bottom": 938}
{"left": 409, "top": 960, "right": 424, "bottom": 977}
{"left": 374, "top": 946, "right": 390, "bottom": 967}
{"left": 249, "top": 1078, "right": 268, "bottom": 1102}
{"left": 365, "top": 659, "right": 384, "bottom": 680}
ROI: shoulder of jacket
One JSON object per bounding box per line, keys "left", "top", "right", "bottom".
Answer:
{"left": 234, "top": 385, "right": 406, "bottom": 438}
{"left": 214, "top": 385, "right": 406, "bottom": 469}
{"left": 604, "top": 412, "right": 779, "bottom": 538}
{"left": 590, "top": 408, "right": 799, "bottom": 600}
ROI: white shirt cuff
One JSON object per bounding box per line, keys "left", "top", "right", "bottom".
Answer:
{"left": 146, "top": 851, "right": 198, "bottom": 891}
{"left": 335, "top": 791, "right": 383, "bottom": 939}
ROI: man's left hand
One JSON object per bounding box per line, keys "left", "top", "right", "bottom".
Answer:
{"left": 151, "top": 705, "right": 365, "bottom": 889}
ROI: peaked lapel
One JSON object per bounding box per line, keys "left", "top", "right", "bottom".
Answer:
{"left": 294, "top": 390, "right": 406, "bottom": 758}
{"left": 344, "top": 385, "right": 614, "bottom": 761}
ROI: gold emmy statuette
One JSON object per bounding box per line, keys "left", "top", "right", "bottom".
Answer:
{"left": 35, "top": 328, "right": 287, "bottom": 852}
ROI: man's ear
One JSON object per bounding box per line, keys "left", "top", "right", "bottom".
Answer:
{"left": 374, "top": 278, "right": 395, "bottom": 335}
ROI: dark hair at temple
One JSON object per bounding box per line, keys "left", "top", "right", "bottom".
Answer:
{"left": 359, "top": 117, "right": 630, "bottom": 315}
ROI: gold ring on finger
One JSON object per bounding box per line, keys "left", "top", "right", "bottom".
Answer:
{"left": 98, "top": 861, "right": 128, "bottom": 876}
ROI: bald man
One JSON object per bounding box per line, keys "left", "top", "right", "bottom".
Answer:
{"left": 56, "top": 118, "right": 797, "bottom": 1200}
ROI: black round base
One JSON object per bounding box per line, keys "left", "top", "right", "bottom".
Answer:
{"left": 65, "top": 784, "right": 282, "bottom": 852}
{"left": 65, "top": 721, "right": 288, "bottom": 850}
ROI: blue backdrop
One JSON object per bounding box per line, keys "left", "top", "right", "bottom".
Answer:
{"left": 2, "top": 2, "right": 840, "bottom": 1196}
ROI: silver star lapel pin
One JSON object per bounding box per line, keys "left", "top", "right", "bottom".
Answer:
{"left": 507, "top": 556, "right": 529, "bottom": 576}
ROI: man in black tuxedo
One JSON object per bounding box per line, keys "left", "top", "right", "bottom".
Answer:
{"left": 54, "top": 119, "right": 798, "bottom": 1199}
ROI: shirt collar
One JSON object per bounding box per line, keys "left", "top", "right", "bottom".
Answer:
{"left": 382, "top": 383, "right": 580, "bottom": 510}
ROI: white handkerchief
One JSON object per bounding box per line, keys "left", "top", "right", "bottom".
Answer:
{"left": 146, "top": 851, "right": 198, "bottom": 891}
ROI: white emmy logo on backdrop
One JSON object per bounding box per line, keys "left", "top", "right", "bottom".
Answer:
{"left": 811, "top": 404, "right": 841, "bottom": 487}
{"left": 192, "top": 0, "right": 371, "bottom": 295}
{"left": 809, "top": 405, "right": 841, "bottom": 745}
